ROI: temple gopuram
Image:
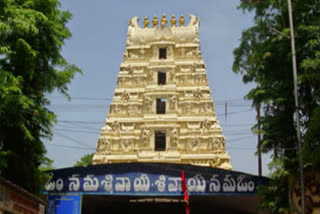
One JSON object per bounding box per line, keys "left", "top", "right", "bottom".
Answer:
{"left": 45, "top": 15, "right": 269, "bottom": 214}
{"left": 92, "top": 14, "right": 232, "bottom": 170}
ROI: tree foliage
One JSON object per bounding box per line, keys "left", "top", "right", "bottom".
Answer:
{"left": 233, "top": 0, "right": 320, "bottom": 212}
{"left": 0, "top": 0, "right": 81, "bottom": 193}
{"left": 74, "top": 153, "right": 94, "bottom": 167}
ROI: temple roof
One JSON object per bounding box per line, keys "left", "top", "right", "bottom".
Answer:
{"left": 126, "top": 14, "right": 200, "bottom": 46}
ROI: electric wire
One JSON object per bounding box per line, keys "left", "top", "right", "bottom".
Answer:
{"left": 56, "top": 123, "right": 101, "bottom": 131}
{"left": 227, "top": 135, "right": 255, "bottom": 142}
{"left": 45, "top": 143, "right": 96, "bottom": 150}
{"left": 54, "top": 128, "right": 100, "bottom": 135}
{"left": 10, "top": 97, "right": 265, "bottom": 152}
{"left": 48, "top": 96, "right": 250, "bottom": 103}
{"left": 54, "top": 132, "right": 93, "bottom": 147}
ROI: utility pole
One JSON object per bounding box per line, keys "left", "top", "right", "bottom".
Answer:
{"left": 241, "top": 0, "right": 306, "bottom": 211}
{"left": 287, "top": 0, "right": 305, "bottom": 213}
{"left": 225, "top": 101, "right": 228, "bottom": 120}
{"left": 256, "top": 104, "right": 262, "bottom": 176}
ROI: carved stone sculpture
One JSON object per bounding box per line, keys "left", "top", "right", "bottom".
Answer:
{"left": 201, "top": 119, "right": 211, "bottom": 132}
{"left": 121, "top": 90, "right": 130, "bottom": 103}
{"left": 141, "top": 128, "right": 152, "bottom": 147}
{"left": 144, "top": 96, "right": 152, "bottom": 112}
{"left": 169, "top": 128, "right": 179, "bottom": 148}
{"left": 188, "top": 138, "right": 200, "bottom": 151}
{"left": 193, "top": 88, "right": 202, "bottom": 100}
{"left": 111, "top": 121, "right": 121, "bottom": 135}
{"left": 169, "top": 96, "right": 177, "bottom": 111}
{"left": 120, "top": 139, "right": 133, "bottom": 152}
{"left": 97, "top": 138, "right": 110, "bottom": 153}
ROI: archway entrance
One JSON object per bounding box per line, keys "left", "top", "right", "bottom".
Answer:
{"left": 45, "top": 163, "right": 269, "bottom": 214}
{"left": 81, "top": 195, "right": 262, "bottom": 214}
{"left": 82, "top": 196, "right": 185, "bottom": 214}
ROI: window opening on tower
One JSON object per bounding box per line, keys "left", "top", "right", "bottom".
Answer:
{"left": 156, "top": 98, "right": 166, "bottom": 114}
{"left": 159, "top": 48, "right": 167, "bottom": 59}
{"left": 155, "top": 131, "right": 166, "bottom": 151}
{"left": 158, "top": 72, "right": 166, "bottom": 85}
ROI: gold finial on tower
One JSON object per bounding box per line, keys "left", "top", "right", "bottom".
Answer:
{"left": 161, "top": 14, "right": 168, "bottom": 25}
{"left": 152, "top": 16, "right": 158, "bottom": 27}
{"left": 170, "top": 15, "right": 177, "bottom": 27}
{"left": 179, "top": 15, "right": 185, "bottom": 26}
{"left": 143, "top": 17, "right": 149, "bottom": 28}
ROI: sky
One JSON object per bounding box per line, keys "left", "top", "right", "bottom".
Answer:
{"left": 45, "top": 0, "right": 272, "bottom": 176}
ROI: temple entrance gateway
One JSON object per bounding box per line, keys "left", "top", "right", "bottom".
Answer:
{"left": 93, "top": 14, "right": 232, "bottom": 169}
{"left": 45, "top": 163, "right": 268, "bottom": 214}
{"left": 81, "top": 195, "right": 260, "bottom": 214}
{"left": 45, "top": 14, "right": 269, "bottom": 213}
{"left": 81, "top": 196, "right": 186, "bottom": 214}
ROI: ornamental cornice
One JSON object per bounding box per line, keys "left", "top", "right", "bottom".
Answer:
{"left": 126, "top": 14, "right": 200, "bottom": 46}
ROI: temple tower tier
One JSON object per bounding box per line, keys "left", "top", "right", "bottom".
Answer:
{"left": 93, "top": 14, "right": 232, "bottom": 170}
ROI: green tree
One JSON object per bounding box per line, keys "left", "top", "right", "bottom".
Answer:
{"left": 0, "top": 0, "right": 81, "bottom": 193}
{"left": 74, "top": 153, "right": 94, "bottom": 167}
{"left": 233, "top": 0, "right": 320, "bottom": 212}
{"left": 39, "top": 157, "right": 54, "bottom": 189}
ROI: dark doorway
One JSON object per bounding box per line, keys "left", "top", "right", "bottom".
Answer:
{"left": 81, "top": 195, "right": 260, "bottom": 214}
{"left": 82, "top": 196, "right": 185, "bottom": 214}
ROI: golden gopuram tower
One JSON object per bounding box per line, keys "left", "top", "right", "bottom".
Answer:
{"left": 92, "top": 14, "right": 232, "bottom": 170}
